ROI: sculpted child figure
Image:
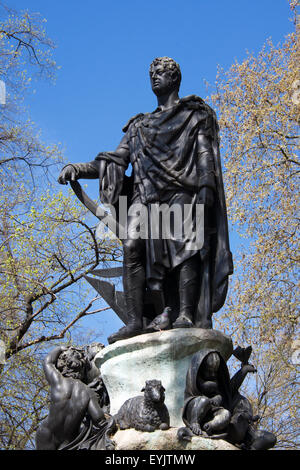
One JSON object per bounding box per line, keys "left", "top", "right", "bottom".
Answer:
{"left": 183, "top": 351, "right": 231, "bottom": 436}
{"left": 181, "top": 348, "right": 277, "bottom": 450}
{"left": 35, "top": 346, "right": 106, "bottom": 450}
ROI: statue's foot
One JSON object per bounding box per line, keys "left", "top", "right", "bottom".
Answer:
{"left": 159, "top": 422, "right": 170, "bottom": 431}
{"left": 177, "top": 426, "right": 193, "bottom": 442}
{"left": 172, "top": 315, "right": 194, "bottom": 329}
{"left": 107, "top": 324, "right": 142, "bottom": 344}
{"left": 198, "top": 318, "right": 213, "bottom": 329}
{"left": 190, "top": 423, "right": 202, "bottom": 436}
{"left": 203, "top": 422, "right": 213, "bottom": 435}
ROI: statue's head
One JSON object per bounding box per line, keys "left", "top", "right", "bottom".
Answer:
{"left": 201, "top": 352, "right": 221, "bottom": 380}
{"left": 149, "top": 57, "right": 181, "bottom": 96}
{"left": 56, "top": 347, "right": 87, "bottom": 380}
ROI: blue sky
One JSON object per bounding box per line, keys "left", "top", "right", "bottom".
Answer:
{"left": 10, "top": 0, "right": 294, "bottom": 162}
{"left": 7, "top": 0, "right": 295, "bottom": 343}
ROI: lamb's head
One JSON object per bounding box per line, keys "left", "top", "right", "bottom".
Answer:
{"left": 141, "top": 380, "right": 165, "bottom": 405}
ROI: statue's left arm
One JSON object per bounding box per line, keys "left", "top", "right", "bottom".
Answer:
{"left": 197, "top": 133, "right": 216, "bottom": 207}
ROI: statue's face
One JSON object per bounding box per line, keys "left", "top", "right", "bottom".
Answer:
{"left": 67, "top": 350, "right": 85, "bottom": 371}
{"left": 202, "top": 353, "right": 221, "bottom": 380}
{"left": 57, "top": 349, "right": 86, "bottom": 380}
{"left": 150, "top": 64, "right": 175, "bottom": 96}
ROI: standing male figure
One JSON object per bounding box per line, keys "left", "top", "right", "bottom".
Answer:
{"left": 58, "top": 57, "right": 233, "bottom": 343}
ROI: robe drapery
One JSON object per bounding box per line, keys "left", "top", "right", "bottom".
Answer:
{"left": 182, "top": 349, "right": 233, "bottom": 426}
{"left": 96, "top": 95, "right": 233, "bottom": 317}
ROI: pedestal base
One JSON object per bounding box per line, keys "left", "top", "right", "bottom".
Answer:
{"left": 112, "top": 427, "right": 238, "bottom": 450}
{"left": 95, "top": 328, "right": 232, "bottom": 428}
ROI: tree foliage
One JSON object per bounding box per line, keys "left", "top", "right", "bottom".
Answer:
{"left": 0, "top": 0, "right": 299, "bottom": 451}
{"left": 0, "top": 3, "right": 121, "bottom": 449}
{"left": 0, "top": 2, "right": 59, "bottom": 182}
{"left": 211, "top": 8, "right": 299, "bottom": 449}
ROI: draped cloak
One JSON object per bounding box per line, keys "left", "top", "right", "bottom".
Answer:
{"left": 182, "top": 349, "right": 255, "bottom": 441}
{"left": 95, "top": 95, "right": 233, "bottom": 318}
{"left": 182, "top": 349, "right": 232, "bottom": 427}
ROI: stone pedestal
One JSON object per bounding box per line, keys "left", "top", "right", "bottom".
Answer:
{"left": 112, "top": 428, "right": 238, "bottom": 451}
{"left": 95, "top": 328, "right": 232, "bottom": 428}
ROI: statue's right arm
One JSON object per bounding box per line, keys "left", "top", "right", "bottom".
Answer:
{"left": 230, "top": 364, "right": 257, "bottom": 395}
{"left": 58, "top": 145, "right": 130, "bottom": 185}
{"left": 58, "top": 161, "right": 100, "bottom": 184}
{"left": 43, "top": 346, "right": 67, "bottom": 386}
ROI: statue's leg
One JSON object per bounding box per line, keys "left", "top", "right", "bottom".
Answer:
{"left": 247, "top": 427, "right": 277, "bottom": 450}
{"left": 203, "top": 408, "right": 231, "bottom": 435}
{"left": 226, "top": 412, "right": 249, "bottom": 444}
{"left": 173, "top": 255, "right": 200, "bottom": 328}
{"left": 185, "top": 396, "right": 211, "bottom": 435}
{"left": 108, "top": 213, "right": 146, "bottom": 344}
{"left": 123, "top": 237, "right": 145, "bottom": 325}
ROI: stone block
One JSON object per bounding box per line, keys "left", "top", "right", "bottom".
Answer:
{"left": 95, "top": 328, "right": 232, "bottom": 427}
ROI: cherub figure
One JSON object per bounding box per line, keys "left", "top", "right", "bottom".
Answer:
{"left": 227, "top": 346, "right": 277, "bottom": 450}
{"left": 35, "top": 346, "right": 106, "bottom": 450}
{"left": 182, "top": 349, "right": 232, "bottom": 437}
{"left": 180, "top": 347, "right": 277, "bottom": 450}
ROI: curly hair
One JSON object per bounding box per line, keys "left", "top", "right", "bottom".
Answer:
{"left": 56, "top": 347, "right": 88, "bottom": 380}
{"left": 149, "top": 57, "right": 181, "bottom": 90}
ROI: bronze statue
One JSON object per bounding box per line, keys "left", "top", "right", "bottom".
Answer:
{"left": 114, "top": 379, "right": 170, "bottom": 432}
{"left": 182, "top": 350, "right": 232, "bottom": 437}
{"left": 179, "top": 347, "right": 277, "bottom": 450}
{"left": 58, "top": 57, "right": 233, "bottom": 344}
{"left": 34, "top": 59, "right": 278, "bottom": 453}
{"left": 35, "top": 346, "right": 112, "bottom": 450}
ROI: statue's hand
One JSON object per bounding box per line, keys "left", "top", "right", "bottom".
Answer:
{"left": 242, "top": 363, "right": 257, "bottom": 374}
{"left": 58, "top": 165, "right": 78, "bottom": 185}
{"left": 210, "top": 395, "right": 222, "bottom": 407}
{"left": 198, "top": 187, "right": 214, "bottom": 207}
